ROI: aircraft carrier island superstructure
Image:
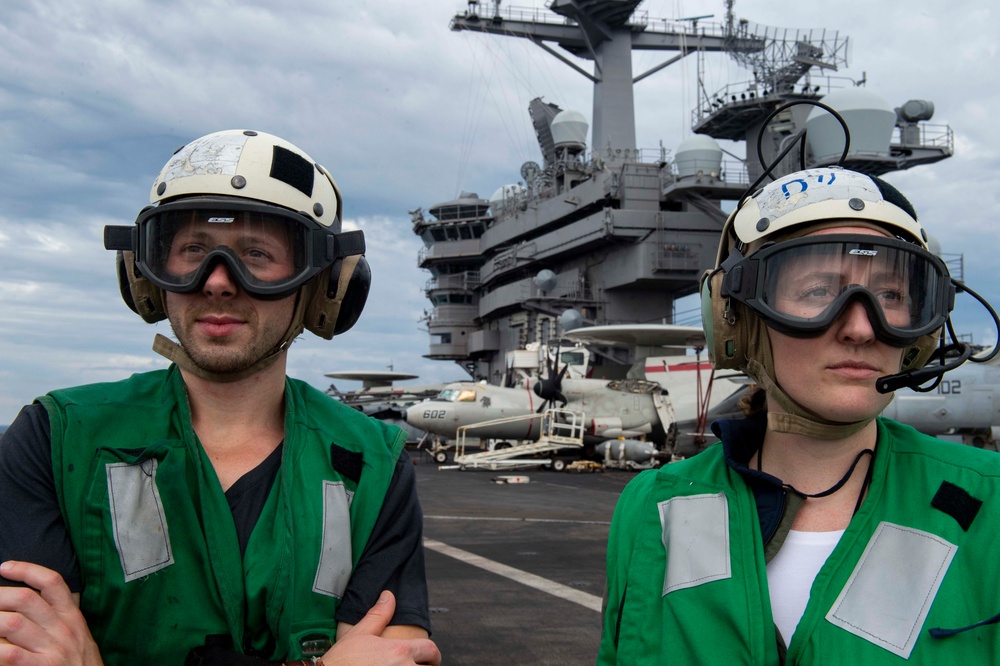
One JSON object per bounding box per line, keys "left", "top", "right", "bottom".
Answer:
{"left": 411, "top": 0, "right": 953, "bottom": 383}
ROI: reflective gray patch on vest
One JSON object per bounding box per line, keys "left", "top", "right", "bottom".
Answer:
{"left": 659, "top": 492, "right": 731, "bottom": 595}
{"left": 313, "top": 481, "right": 355, "bottom": 599}
{"left": 106, "top": 460, "right": 174, "bottom": 582}
{"left": 826, "top": 521, "right": 956, "bottom": 659}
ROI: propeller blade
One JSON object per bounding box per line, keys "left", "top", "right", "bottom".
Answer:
{"left": 557, "top": 362, "right": 569, "bottom": 381}
{"left": 535, "top": 339, "right": 570, "bottom": 412}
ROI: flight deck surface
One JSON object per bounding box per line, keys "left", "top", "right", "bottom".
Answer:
{"left": 412, "top": 451, "right": 640, "bottom": 664}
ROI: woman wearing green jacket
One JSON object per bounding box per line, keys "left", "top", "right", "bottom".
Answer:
{"left": 600, "top": 167, "right": 1000, "bottom": 664}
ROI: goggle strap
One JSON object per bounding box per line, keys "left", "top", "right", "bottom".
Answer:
{"left": 104, "top": 225, "right": 135, "bottom": 252}
{"left": 334, "top": 230, "right": 366, "bottom": 259}
{"left": 719, "top": 248, "right": 746, "bottom": 298}
{"left": 719, "top": 246, "right": 745, "bottom": 274}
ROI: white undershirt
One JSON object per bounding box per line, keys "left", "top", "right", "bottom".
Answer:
{"left": 766, "top": 529, "right": 845, "bottom": 644}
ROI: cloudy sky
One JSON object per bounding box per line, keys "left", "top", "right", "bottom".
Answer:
{"left": 1, "top": 0, "right": 998, "bottom": 425}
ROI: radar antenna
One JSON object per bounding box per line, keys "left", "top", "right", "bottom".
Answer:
{"left": 723, "top": 7, "right": 849, "bottom": 94}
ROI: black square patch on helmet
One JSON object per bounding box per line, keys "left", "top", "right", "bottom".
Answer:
{"left": 270, "top": 145, "right": 315, "bottom": 197}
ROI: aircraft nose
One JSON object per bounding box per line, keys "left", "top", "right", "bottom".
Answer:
{"left": 403, "top": 401, "right": 449, "bottom": 435}
{"left": 403, "top": 403, "right": 433, "bottom": 428}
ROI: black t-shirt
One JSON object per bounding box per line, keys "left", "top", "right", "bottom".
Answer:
{"left": 0, "top": 402, "right": 430, "bottom": 632}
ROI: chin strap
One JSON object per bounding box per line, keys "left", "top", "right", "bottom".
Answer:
{"left": 152, "top": 334, "right": 287, "bottom": 383}
{"left": 153, "top": 282, "right": 314, "bottom": 383}
{"left": 747, "top": 359, "right": 875, "bottom": 440}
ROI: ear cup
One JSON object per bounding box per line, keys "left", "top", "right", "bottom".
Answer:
{"left": 702, "top": 270, "right": 741, "bottom": 370}
{"left": 118, "top": 251, "right": 167, "bottom": 323}
{"left": 332, "top": 255, "right": 371, "bottom": 335}
{"left": 699, "top": 271, "right": 717, "bottom": 363}
{"left": 116, "top": 251, "right": 140, "bottom": 315}
{"left": 304, "top": 255, "right": 371, "bottom": 339}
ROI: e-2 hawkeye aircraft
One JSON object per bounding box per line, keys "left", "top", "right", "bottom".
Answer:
{"left": 403, "top": 326, "right": 734, "bottom": 469}
{"left": 404, "top": 374, "right": 674, "bottom": 469}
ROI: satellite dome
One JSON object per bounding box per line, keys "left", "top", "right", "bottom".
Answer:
{"left": 675, "top": 134, "right": 723, "bottom": 179}
{"left": 534, "top": 269, "right": 558, "bottom": 293}
{"left": 552, "top": 109, "right": 589, "bottom": 152}
{"left": 560, "top": 308, "right": 584, "bottom": 332}
{"left": 806, "top": 88, "right": 896, "bottom": 162}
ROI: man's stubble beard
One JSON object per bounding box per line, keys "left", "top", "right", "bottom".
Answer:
{"left": 168, "top": 302, "right": 292, "bottom": 375}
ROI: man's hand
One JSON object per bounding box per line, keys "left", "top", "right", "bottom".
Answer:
{"left": 325, "top": 591, "right": 441, "bottom": 665}
{"left": 0, "top": 561, "right": 103, "bottom": 665}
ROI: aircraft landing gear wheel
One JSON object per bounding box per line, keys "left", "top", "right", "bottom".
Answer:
{"left": 551, "top": 458, "right": 567, "bottom": 472}
{"left": 434, "top": 451, "right": 448, "bottom": 463}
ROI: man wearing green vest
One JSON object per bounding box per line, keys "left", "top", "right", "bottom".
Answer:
{"left": 0, "top": 130, "right": 441, "bottom": 665}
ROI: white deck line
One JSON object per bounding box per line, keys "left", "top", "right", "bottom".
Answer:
{"left": 423, "top": 538, "right": 603, "bottom": 613}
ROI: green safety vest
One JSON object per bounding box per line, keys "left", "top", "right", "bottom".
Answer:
{"left": 39, "top": 366, "right": 405, "bottom": 664}
{"left": 599, "top": 418, "right": 1000, "bottom": 664}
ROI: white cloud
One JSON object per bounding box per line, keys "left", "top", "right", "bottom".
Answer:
{"left": 1, "top": 0, "right": 999, "bottom": 423}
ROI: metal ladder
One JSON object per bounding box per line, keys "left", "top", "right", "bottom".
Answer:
{"left": 453, "top": 407, "right": 586, "bottom": 469}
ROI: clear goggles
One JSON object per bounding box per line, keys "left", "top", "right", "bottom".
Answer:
{"left": 721, "top": 234, "right": 955, "bottom": 346}
{"left": 105, "top": 199, "right": 365, "bottom": 299}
